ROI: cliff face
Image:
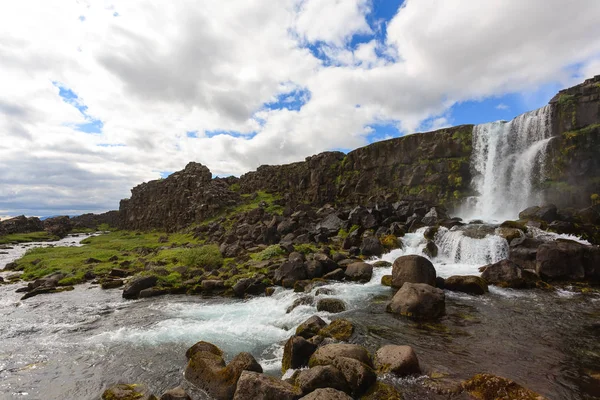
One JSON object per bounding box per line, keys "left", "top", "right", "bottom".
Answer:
{"left": 544, "top": 75, "right": 600, "bottom": 208}
{"left": 118, "top": 77, "right": 600, "bottom": 230}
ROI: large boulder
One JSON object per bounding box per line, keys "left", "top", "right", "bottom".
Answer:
{"left": 360, "top": 237, "right": 383, "bottom": 257}
{"left": 386, "top": 282, "right": 445, "bottom": 320}
{"left": 519, "top": 205, "right": 557, "bottom": 223}
{"left": 444, "top": 275, "right": 488, "bottom": 295}
{"left": 273, "top": 261, "right": 308, "bottom": 287}
{"left": 391, "top": 255, "right": 437, "bottom": 288}
{"left": 282, "top": 335, "right": 318, "bottom": 373}
{"left": 479, "top": 259, "right": 538, "bottom": 288}
{"left": 318, "top": 319, "right": 354, "bottom": 341}
{"left": 317, "top": 298, "right": 347, "bottom": 313}
{"left": 461, "top": 374, "right": 548, "bottom": 400}
{"left": 296, "top": 315, "right": 328, "bottom": 339}
{"left": 536, "top": 240, "right": 600, "bottom": 281}
{"left": 374, "top": 345, "right": 420, "bottom": 376}
{"left": 43, "top": 216, "right": 73, "bottom": 238}
{"left": 344, "top": 262, "right": 373, "bottom": 282}
{"left": 185, "top": 340, "right": 223, "bottom": 360}
{"left": 122, "top": 276, "right": 158, "bottom": 299}
{"left": 295, "top": 365, "right": 350, "bottom": 395}
{"left": 184, "top": 347, "right": 262, "bottom": 400}
{"left": 299, "top": 388, "right": 353, "bottom": 400}
{"left": 233, "top": 371, "right": 301, "bottom": 400}
{"left": 309, "top": 343, "right": 373, "bottom": 368}
{"left": 317, "top": 214, "right": 345, "bottom": 234}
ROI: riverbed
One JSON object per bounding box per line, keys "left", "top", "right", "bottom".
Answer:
{"left": 0, "top": 232, "right": 599, "bottom": 399}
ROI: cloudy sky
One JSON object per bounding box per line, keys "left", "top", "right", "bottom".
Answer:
{"left": 1, "top": 0, "right": 600, "bottom": 217}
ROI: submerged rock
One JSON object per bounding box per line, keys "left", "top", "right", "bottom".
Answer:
{"left": 102, "top": 383, "right": 157, "bottom": 400}
{"left": 233, "top": 371, "right": 301, "bottom": 400}
{"left": 444, "top": 275, "right": 488, "bottom": 295}
{"left": 391, "top": 255, "right": 436, "bottom": 288}
{"left": 160, "top": 387, "right": 191, "bottom": 400}
{"left": 461, "top": 373, "right": 548, "bottom": 399}
{"left": 386, "top": 282, "right": 445, "bottom": 320}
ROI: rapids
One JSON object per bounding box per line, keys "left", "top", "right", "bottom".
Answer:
{"left": 1, "top": 231, "right": 599, "bottom": 399}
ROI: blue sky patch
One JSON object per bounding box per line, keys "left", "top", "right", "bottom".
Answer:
{"left": 264, "top": 88, "right": 311, "bottom": 112}
{"left": 53, "top": 82, "right": 104, "bottom": 134}
{"left": 205, "top": 130, "right": 257, "bottom": 139}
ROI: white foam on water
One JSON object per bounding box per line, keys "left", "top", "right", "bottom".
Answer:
{"left": 528, "top": 226, "right": 592, "bottom": 245}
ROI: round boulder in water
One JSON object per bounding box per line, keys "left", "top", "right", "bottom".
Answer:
{"left": 391, "top": 255, "right": 436, "bottom": 288}
{"left": 374, "top": 345, "right": 420, "bottom": 376}
{"left": 299, "top": 388, "right": 353, "bottom": 400}
{"left": 444, "top": 275, "right": 488, "bottom": 295}
{"left": 344, "top": 262, "right": 373, "bottom": 282}
{"left": 386, "top": 282, "right": 445, "bottom": 320}
{"left": 317, "top": 298, "right": 347, "bottom": 313}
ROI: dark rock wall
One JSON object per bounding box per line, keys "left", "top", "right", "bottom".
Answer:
{"left": 544, "top": 75, "right": 600, "bottom": 208}
{"left": 0, "top": 216, "right": 43, "bottom": 235}
{"left": 117, "top": 77, "right": 600, "bottom": 230}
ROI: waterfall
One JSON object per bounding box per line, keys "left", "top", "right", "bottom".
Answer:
{"left": 435, "top": 226, "right": 509, "bottom": 267}
{"left": 464, "top": 105, "right": 553, "bottom": 221}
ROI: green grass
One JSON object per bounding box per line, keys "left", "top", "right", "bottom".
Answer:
{"left": 0, "top": 231, "right": 59, "bottom": 245}
{"left": 294, "top": 243, "right": 319, "bottom": 254}
{"left": 180, "top": 245, "right": 223, "bottom": 270}
{"left": 250, "top": 245, "right": 286, "bottom": 261}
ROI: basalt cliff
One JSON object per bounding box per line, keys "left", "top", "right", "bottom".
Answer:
{"left": 118, "top": 76, "right": 600, "bottom": 232}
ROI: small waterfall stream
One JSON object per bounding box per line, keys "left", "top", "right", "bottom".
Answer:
{"left": 463, "top": 105, "right": 553, "bottom": 221}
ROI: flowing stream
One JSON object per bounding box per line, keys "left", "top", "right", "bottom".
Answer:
{"left": 1, "top": 231, "right": 599, "bottom": 399}
{"left": 462, "top": 105, "right": 553, "bottom": 221}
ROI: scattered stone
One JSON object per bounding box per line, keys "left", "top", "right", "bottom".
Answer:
{"left": 296, "top": 315, "right": 328, "bottom": 339}
{"left": 318, "top": 319, "right": 354, "bottom": 341}
{"left": 315, "top": 287, "right": 334, "bottom": 296}
{"left": 360, "top": 237, "right": 383, "bottom": 257}
{"left": 332, "top": 356, "right": 377, "bottom": 396}
{"left": 372, "top": 260, "right": 391, "bottom": 268}
{"left": 323, "top": 268, "right": 345, "bottom": 281}
{"left": 273, "top": 261, "right": 308, "bottom": 286}
{"left": 360, "top": 382, "right": 403, "bottom": 400}
{"left": 444, "top": 275, "right": 488, "bottom": 295}
{"left": 185, "top": 340, "right": 223, "bottom": 360}
{"left": 536, "top": 240, "right": 600, "bottom": 281}
{"left": 139, "top": 288, "right": 168, "bottom": 298}
{"left": 286, "top": 296, "right": 314, "bottom": 313}
{"left": 374, "top": 345, "right": 420, "bottom": 376}
{"left": 317, "top": 298, "right": 347, "bottom": 313}
{"left": 344, "top": 262, "right": 373, "bottom": 282}
{"left": 110, "top": 268, "right": 129, "bottom": 278}
{"left": 101, "top": 279, "right": 124, "bottom": 290}
{"left": 282, "top": 335, "right": 318, "bottom": 373}
{"left": 391, "top": 255, "right": 436, "bottom": 288}
{"left": 233, "top": 371, "right": 301, "bottom": 400}
{"left": 309, "top": 343, "right": 373, "bottom": 368}
{"left": 386, "top": 282, "right": 445, "bottom": 320}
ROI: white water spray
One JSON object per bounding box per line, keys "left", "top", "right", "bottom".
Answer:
{"left": 464, "top": 105, "right": 553, "bottom": 221}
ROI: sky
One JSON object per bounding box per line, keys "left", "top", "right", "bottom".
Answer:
{"left": 1, "top": 0, "right": 600, "bottom": 217}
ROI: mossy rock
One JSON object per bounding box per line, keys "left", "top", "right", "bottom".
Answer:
{"left": 318, "top": 319, "right": 355, "bottom": 341}
{"left": 499, "top": 220, "right": 527, "bottom": 231}
{"left": 360, "top": 382, "right": 403, "bottom": 399}
{"left": 461, "top": 374, "right": 547, "bottom": 400}
{"left": 381, "top": 275, "right": 392, "bottom": 287}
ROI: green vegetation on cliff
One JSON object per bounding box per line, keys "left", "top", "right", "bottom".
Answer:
{"left": 0, "top": 231, "right": 59, "bottom": 245}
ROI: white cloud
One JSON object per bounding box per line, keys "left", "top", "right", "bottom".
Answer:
{"left": 496, "top": 103, "right": 509, "bottom": 110}
{"left": 1, "top": 0, "right": 599, "bottom": 215}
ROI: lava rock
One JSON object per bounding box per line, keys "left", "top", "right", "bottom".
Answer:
{"left": 360, "top": 237, "right": 383, "bottom": 257}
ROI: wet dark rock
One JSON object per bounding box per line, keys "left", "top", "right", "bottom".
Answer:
{"left": 296, "top": 315, "right": 328, "bottom": 339}
{"left": 480, "top": 259, "right": 538, "bottom": 288}
{"left": 102, "top": 383, "right": 157, "bottom": 400}
{"left": 374, "top": 345, "right": 420, "bottom": 376}
{"left": 43, "top": 216, "right": 72, "bottom": 238}
{"left": 423, "top": 240, "right": 438, "bottom": 258}
{"left": 0, "top": 215, "right": 43, "bottom": 235}
{"left": 185, "top": 340, "right": 223, "bottom": 360}
{"left": 101, "top": 279, "right": 124, "bottom": 290}
{"left": 286, "top": 296, "right": 314, "bottom": 313}
{"left": 315, "top": 287, "right": 334, "bottom": 296}
{"left": 201, "top": 279, "right": 225, "bottom": 292}
{"left": 233, "top": 277, "right": 267, "bottom": 298}
{"left": 299, "top": 387, "right": 353, "bottom": 400}
{"left": 233, "top": 371, "right": 301, "bottom": 400}
{"left": 536, "top": 240, "right": 600, "bottom": 281}
{"left": 372, "top": 260, "right": 391, "bottom": 268}
{"left": 461, "top": 373, "right": 547, "bottom": 400}
{"left": 295, "top": 365, "right": 350, "bottom": 395}
{"left": 323, "top": 268, "right": 345, "bottom": 281}
{"left": 421, "top": 207, "right": 442, "bottom": 226}
{"left": 109, "top": 268, "right": 130, "bottom": 278}
{"left": 342, "top": 229, "right": 363, "bottom": 250}
{"left": 391, "top": 254, "right": 437, "bottom": 288}
{"left": 360, "top": 237, "right": 383, "bottom": 257}
{"left": 317, "top": 298, "right": 347, "bottom": 313}
{"left": 313, "top": 253, "right": 339, "bottom": 274}
{"left": 305, "top": 260, "right": 324, "bottom": 279}
{"left": 282, "top": 335, "right": 318, "bottom": 373}
{"left": 386, "top": 282, "right": 445, "bottom": 320}
{"left": 519, "top": 204, "right": 558, "bottom": 223}
{"left": 381, "top": 275, "right": 392, "bottom": 286}
{"left": 444, "top": 275, "right": 488, "bottom": 295}
{"left": 160, "top": 387, "right": 191, "bottom": 400}
{"left": 317, "top": 214, "right": 345, "bottom": 233}
{"left": 122, "top": 276, "right": 158, "bottom": 299}
{"left": 344, "top": 262, "right": 373, "bottom": 282}
{"left": 139, "top": 288, "right": 168, "bottom": 298}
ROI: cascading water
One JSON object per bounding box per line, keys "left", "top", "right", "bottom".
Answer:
{"left": 464, "top": 105, "right": 553, "bottom": 221}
